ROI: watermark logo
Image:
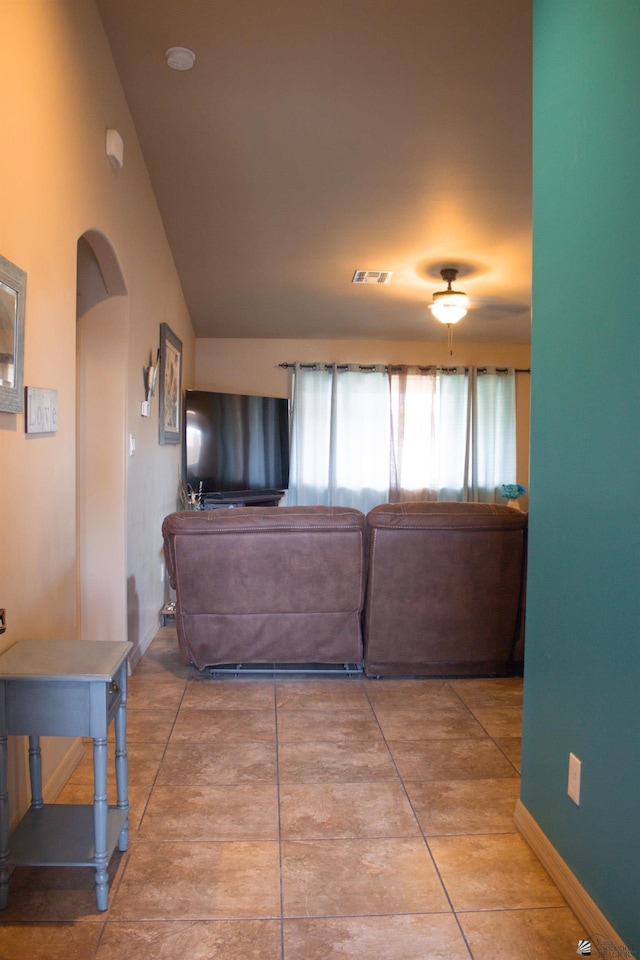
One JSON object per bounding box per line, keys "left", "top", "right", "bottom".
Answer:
{"left": 578, "top": 935, "right": 635, "bottom": 958}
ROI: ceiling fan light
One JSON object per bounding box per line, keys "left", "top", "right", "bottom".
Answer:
{"left": 429, "top": 292, "right": 469, "bottom": 324}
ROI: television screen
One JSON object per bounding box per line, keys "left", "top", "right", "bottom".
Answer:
{"left": 183, "top": 390, "right": 290, "bottom": 495}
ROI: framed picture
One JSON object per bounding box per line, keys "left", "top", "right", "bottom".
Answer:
{"left": 158, "top": 322, "right": 182, "bottom": 445}
{"left": 0, "top": 254, "right": 27, "bottom": 414}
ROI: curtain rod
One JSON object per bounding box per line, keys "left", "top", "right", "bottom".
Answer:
{"left": 278, "top": 363, "right": 531, "bottom": 373}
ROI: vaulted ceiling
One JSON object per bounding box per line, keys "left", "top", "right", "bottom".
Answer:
{"left": 97, "top": 0, "right": 532, "bottom": 342}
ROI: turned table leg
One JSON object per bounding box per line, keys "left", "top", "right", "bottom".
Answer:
{"left": 93, "top": 736, "right": 109, "bottom": 912}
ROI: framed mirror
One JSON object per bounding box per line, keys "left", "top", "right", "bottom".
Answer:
{"left": 0, "top": 254, "right": 27, "bottom": 414}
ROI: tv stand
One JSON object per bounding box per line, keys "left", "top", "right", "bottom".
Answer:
{"left": 202, "top": 490, "right": 284, "bottom": 509}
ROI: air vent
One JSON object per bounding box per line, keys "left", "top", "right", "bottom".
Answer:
{"left": 352, "top": 270, "right": 393, "bottom": 285}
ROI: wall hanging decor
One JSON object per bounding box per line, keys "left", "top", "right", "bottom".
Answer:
{"left": 0, "top": 254, "right": 26, "bottom": 414}
{"left": 25, "top": 387, "right": 58, "bottom": 434}
{"left": 158, "top": 322, "right": 182, "bottom": 444}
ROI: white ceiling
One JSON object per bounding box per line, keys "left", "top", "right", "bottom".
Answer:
{"left": 96, "top": 0, "right": 532, "bottom": 343}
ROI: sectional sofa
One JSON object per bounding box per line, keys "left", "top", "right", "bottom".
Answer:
{"left": 162, "top": 501, "right": 527, "bottom": 677}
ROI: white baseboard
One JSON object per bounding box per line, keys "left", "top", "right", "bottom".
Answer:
{"left": 514, "top": 800, "right": 635, "bottom": 959}
{"left": 127, "top": 617, "right": 159, "bottom": 672}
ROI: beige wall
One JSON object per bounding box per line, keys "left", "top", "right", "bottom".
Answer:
{"left": 196, "top": 337, "right": 531, "bottom": 506}
{"left": 0, "top": 0, "right": 195, "bottom": 819}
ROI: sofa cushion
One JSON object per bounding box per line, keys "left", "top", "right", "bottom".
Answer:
{"left": 363, "top": 502, "right": 527, "bottom": 677}
{"left": 162, "top": 506, "right": 366, "bottom": 670}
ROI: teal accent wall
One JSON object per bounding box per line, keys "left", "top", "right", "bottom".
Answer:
{"left": 523, "top": 0, "right": 640, "bottom": 948}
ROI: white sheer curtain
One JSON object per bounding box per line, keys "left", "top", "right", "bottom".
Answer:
{"left": 287, "top": 363, "right": 390, "bottom": 513}
{"left": 389, "top": 365, "right": 516, "bottom": 502}
{"left": 287, "top": 362, "right": 516, "bottom": 508}
{"left": 467, "top": 366, "right": 517, "bottom": 501}
{"left": 389, "top": 366, "right": 469, "bottom": 501}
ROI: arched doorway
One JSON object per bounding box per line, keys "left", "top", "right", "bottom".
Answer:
{"left": 76, "top": 231, "right": 128, "bottom": 643}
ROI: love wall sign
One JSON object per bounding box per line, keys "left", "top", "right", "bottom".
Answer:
{"left": 25, "top": 387, "right": 58, "bottom": 434}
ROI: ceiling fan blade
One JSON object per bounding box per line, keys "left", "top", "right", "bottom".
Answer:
{"left": 470, "top": 298, "right": 530, "bottom": 318}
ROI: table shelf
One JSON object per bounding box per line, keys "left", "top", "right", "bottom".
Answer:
{"left": 9, "top": 805, "right": 128, "bottom": 868}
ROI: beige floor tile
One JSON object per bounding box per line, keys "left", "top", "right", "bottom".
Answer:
{"left": 428, "top": 834, "right": 566, "bottom": 911}
{"left": 464, "top": 703, "right": 523, "bottom": 738}
{"left": 157, "top": 740, "right": 277, "bottom": 784}
{"left": 138, "top": 784, "right": 279, "bottom": 841}
{"left": 405, "top": 778, "right": 520, "bottom": 835}
{"left": 132, "top": 638, "right": 193, "bottom": 680}
{"left": 144, "top": 625, "right": 180, "bottom": 647}
{"left": 388, "top": 738, "right": 518, "bottom": 781}
{"left": 459, "top": 906, "right": 587, "bottom": 960}
{"left": 278, "top": 740, "right": 397, "bottom": 783}
{"left": 449, "top": 677, "right": 524, "bottom": 706}
{"left": 96, "top": 919, "right": 282, "bottom": 959}
{"left": 171, "top": 708, "right": 276, "bottom": 742}
{"left": 182, "top": 678, "right": 276, "bottom": 710}
{"left": 448, "top": 680, "right": 524, "bottom": 737}
{"left": 280, "top": 781, "right": 420, "bottom": 839}
{"left": 68, "top": 741, "right": 165, "bottom": 788}
{"left": 126, "top": 678, "right": 187, "bottom": 711}
{"left": 364, "top": 679, "right": 463, "bottom": 709}
{"left": 0, "top": 922, "right": 102, "bottom": 960}
{"left": 281, "top": 838, "right": 449, "bottom": 917}
{"left": 0, "top": 856, "right": 124, "bottom": 922}
{"left": 373, "top": 705, "right": 486, "bottom": 741}
{"left": 130, "top": 660, "right": 187, "bottom": 682}
{"left": 284, "top": 914, "right": 471, "bottom": 960}
{"left": 276, "top": 679, "right": 370, "bottom": 710}
{"left": 130, "top": 655, "right": 192, "bottom": 681}
{"left": 277, "top": 709, "right": 382, "bottom": 743}
{"left": 123, "top": 709, "right": 179, "bottom": 743}
{"left": 110, "top": 840, "right": 280, "bottom": 920}
{"left": 495, "top": 737, "right": 522, "bottom": 772}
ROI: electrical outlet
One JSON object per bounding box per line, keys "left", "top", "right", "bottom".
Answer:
{"left": 568, "top": 753, "right": 581, "bottom": 805}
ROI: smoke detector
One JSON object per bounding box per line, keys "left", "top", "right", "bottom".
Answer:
{"left": 166, "top": 47, "right": 196, "bottom": 71}
{"left": 352, "top": 270, "right": 393, "bottom": 285}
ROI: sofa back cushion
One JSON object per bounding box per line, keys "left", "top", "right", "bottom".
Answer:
{"left": 162, "top": 506, "right": 366, "bottom": 669}
{"left": 363, "top": 502, "right": 527, "bottom": 677}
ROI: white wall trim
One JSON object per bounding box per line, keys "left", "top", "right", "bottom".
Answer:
{"left": 128, "top": 618, "right": 158, "bottom": 672}
{"left": 514, "top": 800, "right": 636, "bottom": 959}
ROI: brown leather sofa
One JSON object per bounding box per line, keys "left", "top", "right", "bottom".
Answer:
{"left": 162, "top": 501, "right": 527, "bottom": 676}
{"left": 162, "top": 505, "right": 367, "bottom": 671}
{"left": 363, "top": 502, "right": 527, "bottom": 677}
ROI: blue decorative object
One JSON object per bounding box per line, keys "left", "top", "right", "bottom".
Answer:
{"left": 502, "top": 483, "right": 526, "bottom": 500}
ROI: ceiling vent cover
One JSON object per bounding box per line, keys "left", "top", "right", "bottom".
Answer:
{"left": 352, "top": 270, "right": 392, "bottom": 285}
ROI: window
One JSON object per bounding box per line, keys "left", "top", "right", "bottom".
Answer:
{"left": 287, "top": 363, "right": 516, "bottom": 511}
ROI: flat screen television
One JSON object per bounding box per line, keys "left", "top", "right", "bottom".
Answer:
{"left": 183, "top": 389, "right": 290, "bottom": 496}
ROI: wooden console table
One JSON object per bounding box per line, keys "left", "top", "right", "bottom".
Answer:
{"left": 0, "top": 639, "right": 132, "bottom": 912}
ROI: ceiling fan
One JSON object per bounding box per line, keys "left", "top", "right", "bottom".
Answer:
{"left": 428, "top": 268, "right": 469, "bottom": 356}
{"left": 426, "top": 263, "right": 530, "bottom": 354}
{"left": 429, "top": 268, "right": 469, "bottom": 325}
{"left": 423, "top": 259, "right": 529, "bottom": 309}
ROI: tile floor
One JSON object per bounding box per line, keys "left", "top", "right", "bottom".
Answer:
{"left": 0, "top": 627, "right": 588, "bottom": 959}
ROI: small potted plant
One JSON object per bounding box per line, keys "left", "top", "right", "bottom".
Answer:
{"left": 502, "top": 483, "right": 527, "bottom": 509}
